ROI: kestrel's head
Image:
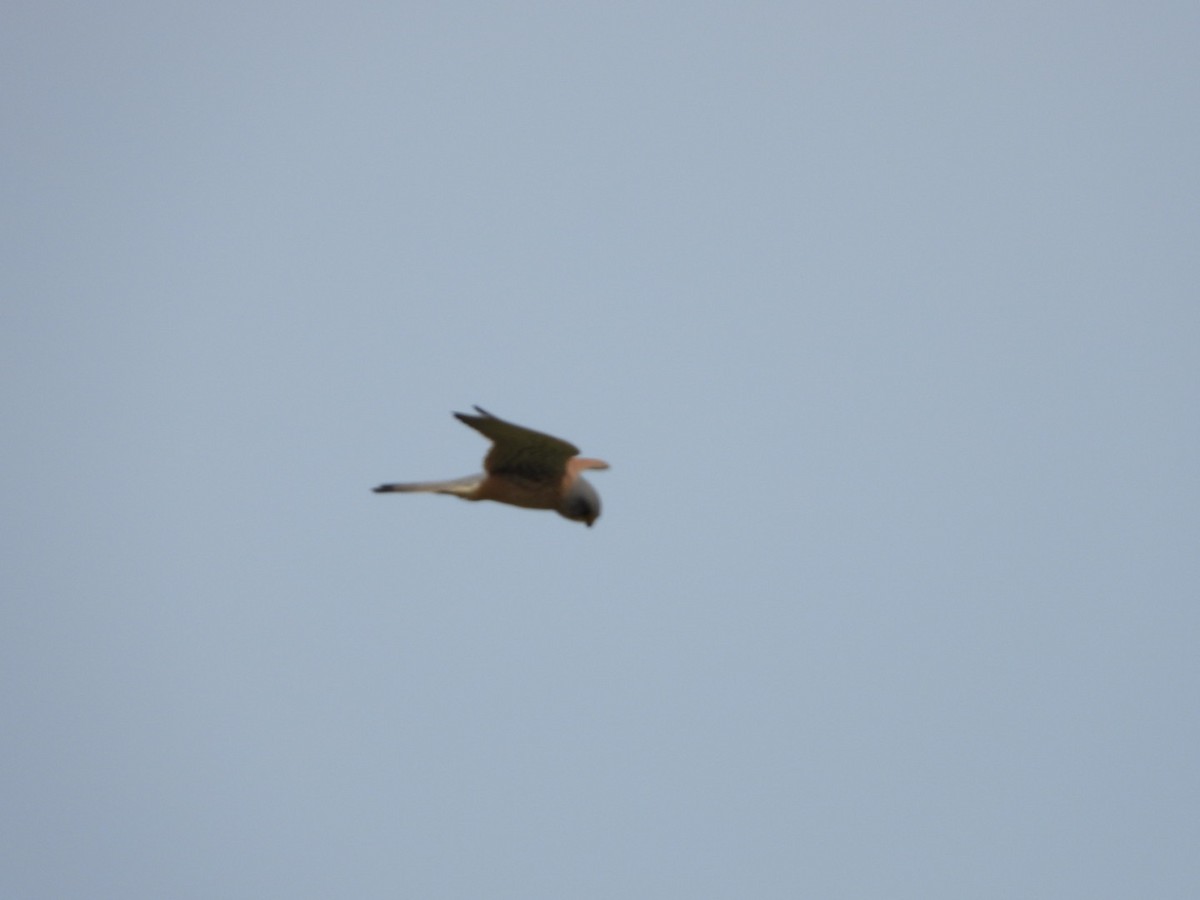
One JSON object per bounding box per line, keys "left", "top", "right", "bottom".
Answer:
{"left": 558, "top": 477, "right": 602, "bottom": 527}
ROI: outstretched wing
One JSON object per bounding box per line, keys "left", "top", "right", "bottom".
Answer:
{"left": 454, "top": 406, "right": 579, "bottom": 483}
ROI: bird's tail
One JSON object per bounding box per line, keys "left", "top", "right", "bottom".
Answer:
{"left": 372, "top": 474, "right": 483, "bottom": 497}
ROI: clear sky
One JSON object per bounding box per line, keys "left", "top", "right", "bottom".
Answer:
{"left": 4, "top": 2, "right": 1198, "bottom": 898}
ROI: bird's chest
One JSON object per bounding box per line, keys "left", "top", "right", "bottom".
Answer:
{"left": 475, "top": 474, "right": 561, "bottom": 510}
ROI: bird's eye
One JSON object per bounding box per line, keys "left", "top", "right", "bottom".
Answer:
{"left": 566, "top": 498, "right": 593, "bottom": 520}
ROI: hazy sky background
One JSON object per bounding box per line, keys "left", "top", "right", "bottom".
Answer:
{"left": 4, "top": 2, "right": 1198, "bottom": 897}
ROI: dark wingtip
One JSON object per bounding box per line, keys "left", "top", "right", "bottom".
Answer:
{"left": 372, "top": 485, "right": 393, "bottom": 493}
{"left": 454, "top": 406, "right": 495, "bottom": 425}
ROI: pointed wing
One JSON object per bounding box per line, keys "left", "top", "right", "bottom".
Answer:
{"left": 454, "top": 406, "right": 579, "bottom": 483}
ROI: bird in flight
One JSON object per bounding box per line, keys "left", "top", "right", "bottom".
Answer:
{"left": 373, "top": 407, "right": 610, "bottom": 527}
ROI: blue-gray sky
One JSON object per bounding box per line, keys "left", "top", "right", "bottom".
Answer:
{"left": 4, "top": 2, "right": 1198, "bottom": 897}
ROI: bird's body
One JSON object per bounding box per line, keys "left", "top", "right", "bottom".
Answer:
{"left": 373, "top": 407, "right": 609, "bottom": 526}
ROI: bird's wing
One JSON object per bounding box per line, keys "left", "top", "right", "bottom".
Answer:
{"left": 454, "top": 407, "right": 579, "bottom": 482}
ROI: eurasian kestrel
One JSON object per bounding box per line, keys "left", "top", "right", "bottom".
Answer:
{"left": 373, "top": 407, "right": 609, "bottom": 527}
